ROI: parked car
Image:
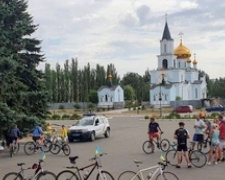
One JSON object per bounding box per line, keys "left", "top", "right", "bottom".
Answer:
{"left": 173, "top": 105, "right": 193, "bottom": 113}
{"left": 68, "top": 115, "right": 110, "bottom": 142}
{"left": 206, "top": 105, "right": 224, "bottom": 112}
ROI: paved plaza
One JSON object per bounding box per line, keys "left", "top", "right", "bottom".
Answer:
{"left": 0, "top": 117, "right": 225, "bottom": 180}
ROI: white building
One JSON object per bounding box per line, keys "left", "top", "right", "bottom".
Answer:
{"left": 149, "top": 20, "right": 207, "bottom": 107}
{"left": 98, "top": 76, "right": 125, "bottom": 109}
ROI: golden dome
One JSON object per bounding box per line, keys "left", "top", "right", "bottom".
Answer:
{"left": 193, "top": 59, "right": 197, "bottom": 64}
{"left": 187, "top": 57, "right": 192, "bottom": 63}
{"left": 108, "top": 74, "right": 112, "bottom": 79}
{"left": 173, "top": 40, "right": 191, "bottom": 59}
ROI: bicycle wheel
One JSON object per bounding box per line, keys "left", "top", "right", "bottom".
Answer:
{"left": 96, "top": 170, "right": 114, "bottom": 180}
{"left": 24, "top": 141, "right": 36, "bottom": 155}
{"left": 117, "top": 171, "right": 140, "bottom": 180}
{"left": 160, "top": 139, "right": 170, "bottom": 152}
{"left": 40, "top": 139, "right": 52, "bottom": 152}
{"left": 155, "top": 171, "right": 179, "bottom": 180}
{"left": 197, "top": 140, "right": 210, "bottom": 154}
{"left": 165, "top": 149, "right": 177, "bottom": 166}
{"left": 62, "top": 144, "right": 71, "bottom": 156}
{"left": 36, "top": 171, "right": 56, "bottom": 180}
{"left": 142, "top": 140, "right": 154, "bottom": 154}
{"left": 56, "top": 170, "right": 79, "bottom": 180}
{"left": 49, "top": 144, "right": 61, "bottom": 154}
{"left": 190, "top": 150, "right": 207, "bottom": 168}
{"left": 3, "top": 172, "right": 23, "bottom": 180}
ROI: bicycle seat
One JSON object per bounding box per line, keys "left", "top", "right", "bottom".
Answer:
{"left": 17, "top": 163, "right": 25, "bottom": 166}
{"left": 69, "top": 156, "right": 79, "bottom": 164}
{"left": 133, "top": 160, "right": 143, "bottom": 164}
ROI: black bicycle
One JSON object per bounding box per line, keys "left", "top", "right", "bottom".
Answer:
{"left": 142, "top": 132, "right": 170, "bottom": 154}
{"left": 49, "top": 140, "right": 71, "bottom": 156}
{"left": 166, "top": 142, "right": 207, "bottom": 168}
{"left": 197, "top": 135, "right": 211, "bottom": 154}
{"left": 2, "top": 159, "right": 56, "bottom": 180}
{"left": 9, "top": 139, "right": 20, "bottom": 157}
{"left": 56, "top": 153, "right": 114, "bottom": 180}
{"left": 23, "top": 139, "right": 51, "bottom": 155}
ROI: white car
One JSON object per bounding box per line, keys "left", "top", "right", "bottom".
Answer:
{"left": 68, "top": 115, "right": 110, "bottom": 142}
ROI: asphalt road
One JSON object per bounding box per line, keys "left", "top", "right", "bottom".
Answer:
{"left": 0, "top": 117, "right": 225, "bottom": 180}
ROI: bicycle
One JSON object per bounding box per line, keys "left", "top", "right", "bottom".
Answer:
{"left": 117, "top": 160, "right": 179, "bottom": 180}
{"left": 49, "top": 137, "right": 71, "bottom": 156}
{"left": 2, "top": 159, "right": 56, "bottom": 180}
{"left": 142, "top": 132, "right": 170, "bottom": 154}
{"left": 9, "top": 139, "right": 20, "bottom": 157}
{"left": 56, "top": 153, "right": 114, "bottom": 180}
{"left": 23, "top": 139, "right": 51, "bottom": 155}
{"left": 165, "top": 141, "right": 207, "bottom": 168}
{"left": 197, "top": 135, "right": 211, "bottom": 154}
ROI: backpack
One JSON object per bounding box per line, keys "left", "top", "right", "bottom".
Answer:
{"left": 176, "top": 128, "right": 188, "bottom": 145}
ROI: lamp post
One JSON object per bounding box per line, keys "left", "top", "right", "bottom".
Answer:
{"left": 159, "top": 73, "right": 165, "bottom": 118}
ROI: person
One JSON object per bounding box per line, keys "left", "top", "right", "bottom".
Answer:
{"left": 204, "top": 119, "right": 212, "bottom": 135}
{"left": 192, "top": 116, "right": 206, "bottom": 149}
{"left": 46, "top": 123, "right": 55, "bottom": 140}
{"left": 60, "top": 125, "right": 68, "bottom": 143}
{"left": 218, "top": 115, "right": 225, "bottom": 162}
{"left": 8, "top": 124, "right": 20, "bottom": 149}
{"left": 148, "top": 117, "right": 162, "bottom": 149}
{"left": 207, "top": 123, "right": 220, "bottom": 165}
{"left": 199, "top": 109, "right": 206, "bottom": 120}
{"left": 32, "top": 124, "right": 44, "bottom": 145}
{"left": 174, "top": 122, "right": 192, "bottom": 168}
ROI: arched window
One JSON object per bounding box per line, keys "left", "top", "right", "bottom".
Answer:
{"left": 105, "top": 95, "right": 108, "bottom": 102}
{"left": 162, "top": 59, "right": 168, "bottom": 69}
{"left": 195, "top": 88, "right": 198, "bottom": 99}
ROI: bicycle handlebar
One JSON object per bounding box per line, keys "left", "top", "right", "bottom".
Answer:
{"left": 89, "top": 153, "right": 107, "bottom": 161}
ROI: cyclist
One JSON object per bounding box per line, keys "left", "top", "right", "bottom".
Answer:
{"left": 60, "top": 125, "right": 68, "bottom": 143}
{"left": 8, "top": 124, "right": 20, "bottom": 150}
{"left": 32, "top": 124, "right": 44, "bottom": 145}
{"left": 207, "top": 123, "right": 219, "bottom": 165}
{"left": 148, "top": 117, "right": 162, "bottom": 149}
{"left": 174, "top": 122, "right": 192, "bottom": 168}
{"left": 192, "top": 115, "right": 206, "bottom": 150}
{"left": 218, "top": 115, "right": 225, "bottom": 162}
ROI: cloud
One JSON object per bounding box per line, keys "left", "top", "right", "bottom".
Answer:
{"left": 27, "top": 0, "right": 225, "bottom": 79}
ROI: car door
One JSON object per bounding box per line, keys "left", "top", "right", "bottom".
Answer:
{"left": 95, "top": 117, "right": 105, "bottom": 136}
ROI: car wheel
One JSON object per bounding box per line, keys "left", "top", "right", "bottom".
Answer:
{"left": 90, "top": 131, "right": 95, "bottom": 142}
{"left": 104, "top": 128, "right": 110, "bottom": 138}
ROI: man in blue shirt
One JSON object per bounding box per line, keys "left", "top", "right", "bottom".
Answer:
{"left": 32, "top": 124, "right": 44, "bottom": 144}
{"left": 148, "top": 117, "right": 162, "bottom": 148}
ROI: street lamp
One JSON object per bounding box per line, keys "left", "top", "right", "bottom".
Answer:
{"left": 159, "top": 73, "right": 166, "bottom": 118}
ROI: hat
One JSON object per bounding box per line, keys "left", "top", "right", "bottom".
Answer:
{"left": 179, "top": 122, "right": 185, "bottom": 126}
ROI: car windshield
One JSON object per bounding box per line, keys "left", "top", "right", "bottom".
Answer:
{"left": 75, "top": 118, "right": 94, "bottom": 126}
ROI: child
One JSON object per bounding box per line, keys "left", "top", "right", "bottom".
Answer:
{"left": 60, "top": 125, "right": 68, "bottom": 143}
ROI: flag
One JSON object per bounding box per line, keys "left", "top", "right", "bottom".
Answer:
{"left": 160, "top": 153, "right": 165, "bottom": 162}
{"left": 41, "top": 151, "right": 46, "bottom": 160}
{"left": 95, "top": 145, "right": 102, "bottom": 155}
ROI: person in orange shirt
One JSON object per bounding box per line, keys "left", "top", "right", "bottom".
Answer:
{"left": 199, "top": 109, "right": 206, "bottom": 120}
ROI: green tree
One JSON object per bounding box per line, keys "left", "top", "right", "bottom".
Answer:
{"left": 124, "top": 85, "right": 135, "bottom": 100}
{"left": 0, "top": 0, "right": 48, "bottom": 135}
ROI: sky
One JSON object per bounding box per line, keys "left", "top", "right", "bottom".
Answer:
{"left": 27, "top": 0, "right": 225, "bottom": 79}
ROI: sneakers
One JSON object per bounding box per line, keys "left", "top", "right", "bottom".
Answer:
{"left": 214, "top": 161, "right": 218, "bottom": 165}
{"left": 187, "top": 164, "right": 192, "bottom": 168}
{"left": 176, "top": 165, "right": 181, "bottom": 168}
{"left": 207, "top": 162, "right": 211, "bottom": 165}
{"left": 156, "top": 142, "right": 160, "bottom": 148}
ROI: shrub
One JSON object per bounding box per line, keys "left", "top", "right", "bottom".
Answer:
{"left": 62, "top": 114, "right": 70, "bottom": 120}
{"left": 59, "top": 105, "right": 64, "bottom": 109}
{"left": 51, "top": 114, "right": 61, "bottom": 120}
{"left": 144, "top": 115, "right": 149, "bottom": 119}
{"left": 167, "top": 112, "right": 181, "bottom": 119}
{"left": 74, "top": 104, "right": 81, "bottom": 110}
{"left": 70, "top": 113, "right": 81, "bottom": 120}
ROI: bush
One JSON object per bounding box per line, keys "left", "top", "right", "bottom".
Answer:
{"left": 144, "top": 115, "right": 149, "bottom": 119}
{"left": 51, "top": 114, "right": 61, "bottom": 120}
{"left": 74, "top": 104, "right": 81, "bottom": 110}
{"left": 70, "top": 113, "right": 81, "bottom": 120}
{"left": 166, "top": 112, "right": 181, "bottom": 119}
{"left": 62, "top": 114, "right": 70, "bottom": 120}
{"left": 59, "top": 105, "right": 64, "bottom": 109}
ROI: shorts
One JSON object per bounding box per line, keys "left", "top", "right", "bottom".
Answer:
{"left": 177, "top": 144, "right": 188, "bottom": 152}
{"left": 32, "top": 136, "right": 40, "bottom": 142}
{"left": 219, "top": 139, "right": 225, "bottom": 150}
{"left": 211, "top": 142, "right": 219, "bottom": 148}
{"left": 193, "top": 134, "right": 204, "bottom": 142}
{"left": 148, "top": 132, "right": 159, "bottom": 139}
{"left": 8, "top": 137, "right": 17, "bottom": 144}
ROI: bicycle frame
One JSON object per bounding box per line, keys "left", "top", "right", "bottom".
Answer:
{"left": 130, "top": 164, "right": 164, "bottom": 180}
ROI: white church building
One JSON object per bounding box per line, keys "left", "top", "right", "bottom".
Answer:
{"left": 149, "top": 20, "right": 207, "bottom": 107}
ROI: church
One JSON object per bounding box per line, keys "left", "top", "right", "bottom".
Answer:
{"left": 149, "top": 19, "right": 207, "bottom": 107}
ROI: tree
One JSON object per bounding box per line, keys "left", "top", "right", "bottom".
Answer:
{"left": 124, "top": 85, "right": 135, "bottom": 100}
{"left": 0, "top": 0, "right": 48, "bottom": 135}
